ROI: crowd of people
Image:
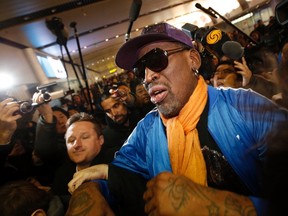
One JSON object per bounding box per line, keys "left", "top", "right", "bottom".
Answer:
{"left": 0, "top": 12, "right": 288, "bottom": 216}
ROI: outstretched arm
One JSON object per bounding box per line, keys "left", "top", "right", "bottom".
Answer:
{"left": 68, "top": 164, "right": 108, "bottom": 194}
{"left": 143, "top": 172, "right": 257, "bottom": 216}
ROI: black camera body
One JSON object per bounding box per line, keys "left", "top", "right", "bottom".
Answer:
{"left": 12, "top": 91, "right": 52, "bottom": 115}
{"left": 46, "top": 17, "right": 68, "bottom": 45}
{"left": 275, "top": 0, "right": 288, "bottom": 27}
{"left": 182, "top": 23, "right": 232, "bottom": 80}
{"left": 182, "top": 23, "right": 231, "bottom": 60}
{"left": 11, "top": 82, "right": 56, "bottom": 115}
{"left": 46, "top": 17, "right": 65, "bottom": 33}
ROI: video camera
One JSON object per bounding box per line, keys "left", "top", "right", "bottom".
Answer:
{"left": 182, "top": 23, "right": 232, "bottom": 60}
{"left": 275, "top": 0, "right": 288, "bottom": 46}
{"left": 46, "top": 17, "right": 69, "bottom": 46}
{"left": 8, "top": 84, "right": 54, "bottom": 115}
{"left": 275, "top": 0, "right": 288, "bottom": 27}
{"left": 182, "top": 23, "right": 236, "bottom": 80}
{"left": 9, "top": 82, "right": 72, "bottom": 115}
{"left": 10, "top": 95, "right": 51, "bottom": 115}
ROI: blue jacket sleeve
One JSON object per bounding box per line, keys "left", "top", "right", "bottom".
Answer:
{"left": 249, "top": 196, "right": 268, "bottom": 216}
{"left": 92, "top": 179, "right": 116, "bottom": 208}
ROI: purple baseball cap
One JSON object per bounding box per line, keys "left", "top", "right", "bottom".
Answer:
{"left": 115, "top": 23, "right": 193, "bottom": 70}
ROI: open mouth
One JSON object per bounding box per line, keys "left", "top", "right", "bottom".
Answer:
{"left": 149, "top": 86, "right": 168, "bottom": 104}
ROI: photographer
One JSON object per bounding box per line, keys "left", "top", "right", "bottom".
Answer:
{"left": 0, "top": 97, "right": 47, "bottom": 187}
{"left": 211, "top": 57, "right": 278, "bottom": 99}
{"left": 0, "top": 98, "right": 21, "bottom": 144}
{"left": 32, "top": 91, "right": 70, "bottom": 189}
{"left": 32, "top": 90, "right": 113, "bottom": 211}
{"left": 0, "top": 98, "right": 22, "bottom": 173}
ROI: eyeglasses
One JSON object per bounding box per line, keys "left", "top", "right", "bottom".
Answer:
{"left": 133, "top": 47, "right": 189, "bottom": 80}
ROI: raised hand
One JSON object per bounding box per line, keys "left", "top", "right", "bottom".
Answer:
{"left": 32, "top": 91, "right": 53, "bottom": 123}
{"left": 0, "top": 98, "right": 22, "bottom": 144}
{"left": 234, "top": 57, "right": 252, "bottom": 87}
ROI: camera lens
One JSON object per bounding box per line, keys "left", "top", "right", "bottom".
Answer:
{"left": 19, "top": 101, "right": 33, "bottom": 114}
{"left": 42, "top": 92, "right": 52, "bottom": 102}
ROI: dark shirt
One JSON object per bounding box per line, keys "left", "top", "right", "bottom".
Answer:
{"left": 244, "top": 75, "right": 279, "bottom": 99}
{"left": 197, "top": 101, "right": 251, "bottom": 195}
{"left": 102, "top": 107, "right": 143, "bottom": 160}
{"left": 106, "top": 100, "right": 252, "bottom": 216}
{"left": 34, "top": 115, "right": 113, "bottom": 210}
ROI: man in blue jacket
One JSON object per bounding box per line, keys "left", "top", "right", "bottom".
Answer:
{"left": 66, "top": 23, "right": 288, "bottom": 216}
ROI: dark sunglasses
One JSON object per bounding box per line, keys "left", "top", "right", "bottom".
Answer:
{"left": 133, "top": 47, "right": 189, "bottom": 80}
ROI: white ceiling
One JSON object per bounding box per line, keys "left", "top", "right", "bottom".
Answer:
{"left": 0, "top": 0, "right": 272, "bottom": 77}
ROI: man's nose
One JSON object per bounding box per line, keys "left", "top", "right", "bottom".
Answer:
{"left": 143, "top": 68, "right": 160, "bottom": 85}
{"left": 73, "top": 138, "right": 82, "bottom": 149}
{"left": 110, "top": 108, "right": 118, "bottom": 117}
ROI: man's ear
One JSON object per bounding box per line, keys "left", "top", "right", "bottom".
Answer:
{"left": 31, "top": 209, "right": 46, "bottom": 216}
{"left": 189, "top": 49, "right": 201, "bottom": 70}
{"left": 99, "top": 134, "right": 104, "bottom": 146}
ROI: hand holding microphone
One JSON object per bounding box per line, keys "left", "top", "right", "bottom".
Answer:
{"left": 221, "top": 41, "right": 253, "bottom": 86}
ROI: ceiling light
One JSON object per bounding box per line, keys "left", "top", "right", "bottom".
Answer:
{"left": 231, "top": 12, "right": 253, "bottom": 24}
{"left": 109, "top": 68, "right": 117, "bottom": 73}
{"left": 0, "top": 73, "right": 14, "bottom": 90}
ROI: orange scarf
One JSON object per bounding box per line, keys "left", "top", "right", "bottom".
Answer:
{"left": 160, "top": 76, "right": 208, "bottom": 186}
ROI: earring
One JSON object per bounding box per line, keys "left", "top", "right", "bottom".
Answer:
{"left": 193, "top": 69, "right": 199, "bottom": 79}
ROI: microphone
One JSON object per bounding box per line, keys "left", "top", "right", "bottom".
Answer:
{"left": 129, "top": 0, "right": 142, "bottom": 21}
{"left": 125, "top": 0, "right": 142, "bottom": 42}
{"left": 222, "top": 41, "right": 244, "bottom": 60}
{"left": 70, "top": 21, "right": 77, "bottom": 28}
{"left": 195, "top": 3, "right": 217, "bottom": 19}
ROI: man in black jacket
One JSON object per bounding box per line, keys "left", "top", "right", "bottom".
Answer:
{"left": 33, "top": 92, "right": 112, "bottom": 210}
{"left": 99, "top": 90, "right": 143, "bottom": 160}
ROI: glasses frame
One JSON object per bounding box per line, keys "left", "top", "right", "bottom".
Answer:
{"left": 133, "top": 47, "right": 190, "bottom": 80}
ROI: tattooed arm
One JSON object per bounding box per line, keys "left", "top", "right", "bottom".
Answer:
{"left": 143, "top": 172, "right": 257, "bottom": 216}
{"left": 65, "top": 181, "right": 115, "bottom": 216}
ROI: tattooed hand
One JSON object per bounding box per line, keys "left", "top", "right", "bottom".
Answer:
{"left": 143, "top": 172, "right": 256, "bottom": 216}
{"left": 66, "top": 181, "right": 115, "bottom": 216}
